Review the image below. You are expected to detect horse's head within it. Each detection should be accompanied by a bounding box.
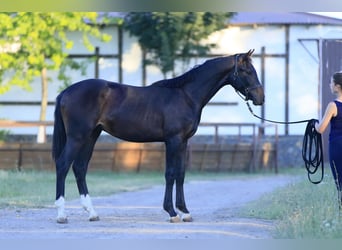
[229,49,264,105]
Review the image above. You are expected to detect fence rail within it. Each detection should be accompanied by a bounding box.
[0,120,278,173]
[0,120,53,128]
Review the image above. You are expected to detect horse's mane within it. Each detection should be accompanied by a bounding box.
[152,64,201,88]
[152,56,234,88]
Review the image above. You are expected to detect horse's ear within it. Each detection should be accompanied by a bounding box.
[241,49,254,63]
[247,49,255,57]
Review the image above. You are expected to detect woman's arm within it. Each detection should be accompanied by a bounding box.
[315,101,337,134]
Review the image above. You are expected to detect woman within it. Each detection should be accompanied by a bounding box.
[315,71,342,208]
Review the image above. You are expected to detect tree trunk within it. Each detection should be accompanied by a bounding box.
[37,67,48,143]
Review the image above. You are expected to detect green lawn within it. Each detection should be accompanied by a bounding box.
[0,170,164,208]
[0,169,265,208]
[240,167,342,238]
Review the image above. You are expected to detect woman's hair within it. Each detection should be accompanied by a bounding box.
[333,72,342,87]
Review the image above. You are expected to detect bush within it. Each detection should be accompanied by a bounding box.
[0,130,9,142]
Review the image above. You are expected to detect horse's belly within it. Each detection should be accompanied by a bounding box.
[103,120,164,143]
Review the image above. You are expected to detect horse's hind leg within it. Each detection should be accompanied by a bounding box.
[55,138,83,223]
[72,126,101,221]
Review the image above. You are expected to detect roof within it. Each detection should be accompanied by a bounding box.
[94,12,342,26]
[230,12,342,26]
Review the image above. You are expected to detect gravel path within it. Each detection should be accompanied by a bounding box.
[0,174,299,239]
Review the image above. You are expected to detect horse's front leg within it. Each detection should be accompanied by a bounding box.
[176,168,192,222]
[163,164,179,222]
[164,138,191,222]
[175,140,192,222]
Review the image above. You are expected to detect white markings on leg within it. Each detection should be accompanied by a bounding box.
[80,194,99,221]
[181,213,193,222]
[55,196,68,224]
[177,209,193,222]
[169,215,181,223]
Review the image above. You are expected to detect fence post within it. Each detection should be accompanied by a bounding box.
[95,47,100,79]
[251,124,257,172]
[214,125,219,144]
[136,148,143,173]
[18,143,23,171]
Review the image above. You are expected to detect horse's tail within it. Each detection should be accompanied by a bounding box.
[52,93,66,162]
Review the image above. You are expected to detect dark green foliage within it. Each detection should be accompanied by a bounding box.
[123,12,235,76]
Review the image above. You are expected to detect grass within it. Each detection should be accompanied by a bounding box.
[240,167,342,239]
[0,170,165,208]
[0,168,266,208]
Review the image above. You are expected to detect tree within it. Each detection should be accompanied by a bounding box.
[123,12,235,78]
[0,12,112,142]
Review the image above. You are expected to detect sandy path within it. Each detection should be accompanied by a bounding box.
[0,174,299,239]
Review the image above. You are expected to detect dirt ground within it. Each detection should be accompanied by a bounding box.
[0,174,299,239]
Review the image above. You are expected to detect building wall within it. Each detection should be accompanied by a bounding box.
[1,22,342,137]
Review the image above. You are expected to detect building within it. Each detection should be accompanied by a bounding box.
[1,12,342,138]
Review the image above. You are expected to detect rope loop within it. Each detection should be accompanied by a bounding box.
[302,119,324,184]
[245,102,324,184]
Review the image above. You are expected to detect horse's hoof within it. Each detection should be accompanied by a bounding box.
[56,217,68,224]
[182,213,193,222]
[89,215,100,222]
[170,215,181,223]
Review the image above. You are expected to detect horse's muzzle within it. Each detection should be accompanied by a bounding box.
[250,86,264,105]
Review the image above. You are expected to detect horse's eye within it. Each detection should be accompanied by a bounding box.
[240,68,250,75]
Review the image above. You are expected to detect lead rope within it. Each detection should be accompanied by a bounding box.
[246,101,324,184]
[302,119,324,184]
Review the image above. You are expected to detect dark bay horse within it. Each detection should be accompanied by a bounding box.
[52,49,264,223]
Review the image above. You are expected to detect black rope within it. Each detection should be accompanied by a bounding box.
[246,102,311,124]
[302,119,324,184]
[246,102,324,184]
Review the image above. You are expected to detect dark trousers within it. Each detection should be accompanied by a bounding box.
[329,139,342,205]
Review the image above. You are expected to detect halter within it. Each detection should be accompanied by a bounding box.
[232,54,260,102]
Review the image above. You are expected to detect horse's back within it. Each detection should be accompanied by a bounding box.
[59,79,118,106]
[60,79,108,97]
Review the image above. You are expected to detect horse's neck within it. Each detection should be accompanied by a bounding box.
[183,60,234,109]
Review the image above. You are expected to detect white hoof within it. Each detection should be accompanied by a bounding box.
[56,216,68,224]
[170,215,181,223]
[177,209,193,222]
[89,215,100,222]
[55,197,67,224]
[181,213,193,222]
[80,194,99,222]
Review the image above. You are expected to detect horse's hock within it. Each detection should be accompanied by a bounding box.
[0,140,277,172]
